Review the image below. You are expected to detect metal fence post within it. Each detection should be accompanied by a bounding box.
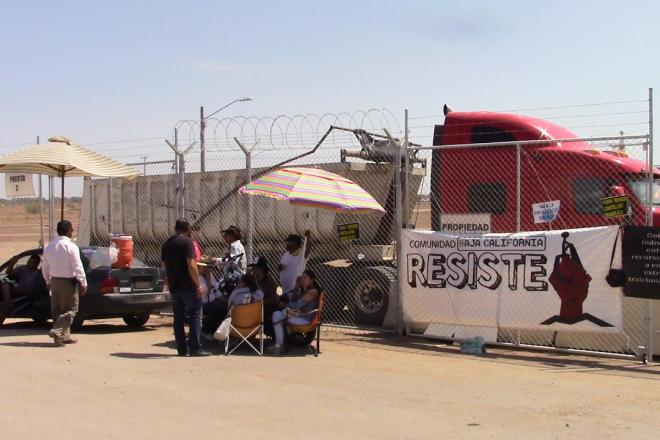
[646,87,655,361]
[386,123,404,336]
[166,128,197,220]
[403,109,410,227]
[180,152,186,218]
[400,110,409,334]
[516,143,522,232]
[107,177,113,234]
[174,151,180,219]
[233,137,258,264]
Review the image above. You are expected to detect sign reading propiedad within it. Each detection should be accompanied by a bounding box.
[4,173,35,198]
[440,214,491,234]
[532,200,560,224]
[602,195,629,218]
[337,223,360,241]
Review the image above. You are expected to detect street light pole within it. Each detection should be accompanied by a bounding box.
[200,106,206,172]
[199,97,252,173]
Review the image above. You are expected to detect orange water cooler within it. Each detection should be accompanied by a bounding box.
[110,234,133,269]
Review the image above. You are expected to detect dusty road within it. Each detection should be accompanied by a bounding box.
[0,317,658,440]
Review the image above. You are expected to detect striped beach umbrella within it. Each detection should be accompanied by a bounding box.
[239,167,385,214]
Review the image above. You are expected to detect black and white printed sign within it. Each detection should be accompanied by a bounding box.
[402,226,623,334]
[4,173,35,198]
[622,226,660,299]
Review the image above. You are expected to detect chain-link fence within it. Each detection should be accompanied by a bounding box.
[70,98,657,357]
[79,112,417,330]
[405,131,655,358]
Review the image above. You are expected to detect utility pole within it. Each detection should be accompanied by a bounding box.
[141,155,148,176]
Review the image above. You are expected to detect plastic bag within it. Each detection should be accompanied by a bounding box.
[214,317,232,341]
[108,243,119,264]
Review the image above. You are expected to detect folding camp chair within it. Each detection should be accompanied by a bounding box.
[287,292,325,357]
[225,300,264,355]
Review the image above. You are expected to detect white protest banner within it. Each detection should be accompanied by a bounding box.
[440,213,491,234]
[402,226,622,334]
[4,173,35,198]
[532,200,560,223]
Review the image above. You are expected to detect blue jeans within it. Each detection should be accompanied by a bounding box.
[172,291,202,354]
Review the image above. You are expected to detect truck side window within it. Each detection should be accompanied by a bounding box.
[471,126,516,144]
[468,183,507,214]
[572,178,604,214]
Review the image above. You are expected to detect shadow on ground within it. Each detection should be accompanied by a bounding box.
[0,341,59,348]
[110,352,179,359]
[327,330,660,379]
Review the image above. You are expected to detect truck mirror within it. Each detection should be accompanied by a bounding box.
[609,185,626,196]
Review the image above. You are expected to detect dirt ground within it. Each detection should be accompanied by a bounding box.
[0,316,658,440]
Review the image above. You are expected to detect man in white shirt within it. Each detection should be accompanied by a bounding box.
[41,220,87,347]
[279,230,312,296]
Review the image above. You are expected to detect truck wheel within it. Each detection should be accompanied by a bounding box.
[352,266,394,326]
[123,313,150,328]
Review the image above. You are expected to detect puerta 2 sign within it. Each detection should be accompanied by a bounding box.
[402,226,623,334]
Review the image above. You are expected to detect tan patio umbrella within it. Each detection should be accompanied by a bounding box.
[0,136,140,219]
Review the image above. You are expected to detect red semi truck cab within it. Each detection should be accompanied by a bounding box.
[431,107,660,232]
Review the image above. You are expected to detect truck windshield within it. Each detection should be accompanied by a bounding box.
[627,178,660,206]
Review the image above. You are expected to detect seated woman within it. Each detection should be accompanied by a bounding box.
[271,270,320,356]
[228,273,264,308]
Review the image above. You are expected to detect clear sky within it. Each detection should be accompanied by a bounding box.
[0,0,658,171]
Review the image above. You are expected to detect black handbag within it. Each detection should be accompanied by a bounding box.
[606,228,625,288]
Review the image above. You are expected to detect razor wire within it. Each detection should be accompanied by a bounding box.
[175,109,403,153]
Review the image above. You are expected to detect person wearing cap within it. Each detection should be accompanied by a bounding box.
[222,225,247,274]
[161,219,210,357]
[279,230,312,297]
[248,256,283,336]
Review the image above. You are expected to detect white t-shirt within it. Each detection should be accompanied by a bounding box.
[279,240,307,294]
[228,240,247,274]
[228,287,264,307]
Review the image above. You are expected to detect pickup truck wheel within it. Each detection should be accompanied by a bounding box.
[32,309,51,326]
[31,316,49,326]
[352,266,394,326]
[123,313,150,328]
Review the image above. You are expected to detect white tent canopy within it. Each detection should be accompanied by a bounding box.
[0,136,140,218]
[0,136,140,178]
